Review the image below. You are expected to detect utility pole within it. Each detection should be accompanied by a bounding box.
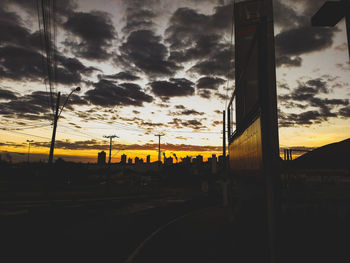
[223,110,226,158]
[48,87,80,164]
[48,92,60,164]
[154,134,164,163]
[27,140,34,163]
[104,135,118,165]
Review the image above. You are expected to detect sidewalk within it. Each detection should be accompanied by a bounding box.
[127,206,236,263]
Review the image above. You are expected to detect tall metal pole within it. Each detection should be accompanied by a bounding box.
[48,87,80,164]
[223,110,226,158]
[155,134,164,163]
[109,137,112,164]
[48,92,60,164]
[345,15,350,60]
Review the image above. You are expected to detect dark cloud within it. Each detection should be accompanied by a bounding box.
[169,109,205,116]
[175,105,185,110]
[273,0,304,30]
[0,88,18,100]
[278,78,349,127]
[0,45,97,85]
[275,27,336,57]
[212,120,223,126]
[276,56,302,68]
[119,30,181,77]
[0,6,35,48]
[189,47,234,77]
[150,78,195,98]
[85,79,153,107]
[99,71,140,81]
[63,11,116,60]
[198,89,212,99]
[339,106,350,118]
[122,8,156,34]
[168,34,223,63]
[168,118,206,130]
[165,5,234,75]
[0,90,88,120]
[279,111,323,127]
[0,45,44,81]
[273,0,337,68]
[215,92,229,101]
[196,77,225,90]
[165,5,233,51]
[32,139,221,152]
[2,0,77,18]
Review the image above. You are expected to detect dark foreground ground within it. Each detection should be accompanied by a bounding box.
[1,191,214,262]
[1,176,350,262]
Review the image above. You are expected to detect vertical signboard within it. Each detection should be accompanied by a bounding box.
[228,0,279,262]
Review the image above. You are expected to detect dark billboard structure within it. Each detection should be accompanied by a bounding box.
[227,0,280,261]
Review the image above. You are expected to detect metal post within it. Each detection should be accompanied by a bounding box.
[27,140,33,163]
[28,143,30,163]
[223,110,226,158]
[48,92,60,164]
[345,15,350,60]
[155,134,164,164]
[108,137,112,165]
[223,110,226,171]
[158,136,160,162]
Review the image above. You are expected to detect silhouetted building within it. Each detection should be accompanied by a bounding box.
[182,156,192,165]
[134,157,144,165]
[194,155,203,165]
[121,154,127,164]
[97,151,106,165]
[164,156,173,165]
[211,154,217,174]
[128,158,132,164]
[147,155,150,164]
[218,155,226,166]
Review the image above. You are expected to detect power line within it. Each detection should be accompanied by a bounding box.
[0,129,51,140]
[2,123,51,131]
[225,3,235,109]
[60,124,103,141]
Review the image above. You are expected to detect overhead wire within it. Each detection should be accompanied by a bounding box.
[36,0,52,119]
[225,2,235,109]
[0,129,51,140]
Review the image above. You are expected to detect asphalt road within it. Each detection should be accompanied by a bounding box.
[1,193,214,262]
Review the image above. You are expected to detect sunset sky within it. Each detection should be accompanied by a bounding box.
[0,0,349,163]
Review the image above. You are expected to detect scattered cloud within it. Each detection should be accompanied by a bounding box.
[63,11,117,60]
[168,118,206,130]
[196,77,225,90]
[119,30,181,77]
[99,71,140,81]
[150,78,195,98]
[85,79,153,107]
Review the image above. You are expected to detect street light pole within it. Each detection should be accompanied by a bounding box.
[48,87,80,164]
[27,140,34,163]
